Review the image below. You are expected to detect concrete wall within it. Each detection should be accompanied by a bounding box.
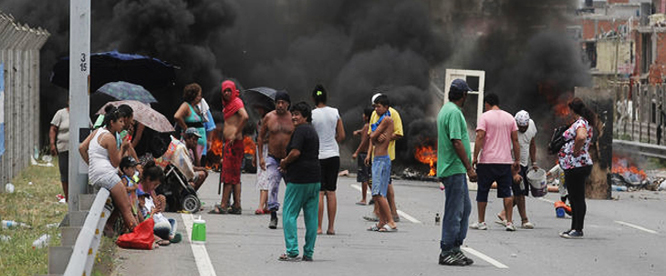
[0,12,49,189]
[596,38,636,73]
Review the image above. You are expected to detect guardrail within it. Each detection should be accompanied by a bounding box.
[613,139,666,159]
[63,189,112,276]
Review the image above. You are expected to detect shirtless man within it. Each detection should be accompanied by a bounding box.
[365,95,397,232]
[258,90,294,229]
[210,80,248,214]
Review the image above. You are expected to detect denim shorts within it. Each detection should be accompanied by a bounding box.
[371,156,391,197]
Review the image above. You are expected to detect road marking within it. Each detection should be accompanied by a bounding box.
[538,197,555,204]
[182,213,217,276]
[350,184,422,224]
[614,220,659,234]
[462,247,509,269]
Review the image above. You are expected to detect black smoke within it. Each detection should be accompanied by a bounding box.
[1,0,590,170]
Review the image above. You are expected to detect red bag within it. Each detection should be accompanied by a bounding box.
[116,218,155,250]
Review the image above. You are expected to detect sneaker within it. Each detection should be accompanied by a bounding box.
[269,217,278,229]
[559,230,573,237]
[453,251,474,265]
[505,222,516,231]
[301,255,313,262]
[469,222,487,230]
[521,221,534,229]
[438,252,466,266]
[561,230,584,239]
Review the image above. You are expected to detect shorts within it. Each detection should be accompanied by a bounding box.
[93,172,122,191]
[255,144,269,190]
[476,164,513,202]
[319,157,340,192]
[221,139,244,184]
[513,165,530,196]
[356,153,371,183]
[371,156,391,197]
[58,151,69,183]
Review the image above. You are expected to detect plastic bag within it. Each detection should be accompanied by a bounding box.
[161,137,195,180]
[116,218,155,250]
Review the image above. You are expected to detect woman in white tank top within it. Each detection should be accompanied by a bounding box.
[79,106,138,231]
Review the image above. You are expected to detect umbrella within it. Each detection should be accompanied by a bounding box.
[243,87,276,111]
[50,51,177,92]
[97,100,174,133]
[96,81,157,103]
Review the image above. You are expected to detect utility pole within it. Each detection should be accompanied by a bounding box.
[68,0,90,213]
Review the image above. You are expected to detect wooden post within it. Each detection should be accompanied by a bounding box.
[67,0,90,213]
[575,87,613,199]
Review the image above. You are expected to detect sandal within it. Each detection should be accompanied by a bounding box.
[156,239,170,246]
[208,206,228,214]
[278,253,301,262]
[367,224,380,231]
[378,224,398,232]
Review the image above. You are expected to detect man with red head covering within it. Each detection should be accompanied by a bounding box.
[210,80,249,214]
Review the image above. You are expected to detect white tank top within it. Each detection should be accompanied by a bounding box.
[88,128,117,184]
[312,106,341,159]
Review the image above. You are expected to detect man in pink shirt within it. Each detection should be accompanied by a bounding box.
[470,93,520,231]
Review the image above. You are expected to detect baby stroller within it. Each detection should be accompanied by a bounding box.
[156,164,201,213]
[155,137,202,213]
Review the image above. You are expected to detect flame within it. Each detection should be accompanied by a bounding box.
[206,131,224,170]
[537,82,573,119]
[243,136,256,155]
[414,145,437,176]
[612,156,646,180]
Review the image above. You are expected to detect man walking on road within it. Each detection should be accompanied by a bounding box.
[471,93,520,231]
[436,79,477,266]
[257,90,294,229]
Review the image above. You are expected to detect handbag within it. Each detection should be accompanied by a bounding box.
[116,218,155,250]
[547,124,571,155]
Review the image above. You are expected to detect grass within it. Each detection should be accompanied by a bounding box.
[0,160,116,276]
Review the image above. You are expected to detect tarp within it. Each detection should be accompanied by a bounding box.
[0,63,5,157]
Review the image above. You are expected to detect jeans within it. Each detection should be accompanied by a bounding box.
[440,173,472,252]
[265,156,285,211]
[282,182,320,258]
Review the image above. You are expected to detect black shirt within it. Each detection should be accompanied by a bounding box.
[285,124,320,184]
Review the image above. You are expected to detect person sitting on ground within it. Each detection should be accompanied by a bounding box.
[79,105,138,233]
[119,156,140,221]
[183,127,209,191]
[137,161,182,246]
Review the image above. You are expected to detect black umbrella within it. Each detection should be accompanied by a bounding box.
[243,87,276,112]
[50,51,177,92]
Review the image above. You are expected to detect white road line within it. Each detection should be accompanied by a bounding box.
[462,247,509,269]
[614,220,659,234]
[350,184,422,224]
[538,197,555,204]
[182,214,217,276]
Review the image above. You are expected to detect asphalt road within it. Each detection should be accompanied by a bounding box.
[115,172,666,276]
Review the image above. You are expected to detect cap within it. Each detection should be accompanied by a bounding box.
[120,156,138,168]
[450,79,473,93]
[514,110,530,127]
[275,90,291,103]
[371,93,382,104]
[185,127,202,138]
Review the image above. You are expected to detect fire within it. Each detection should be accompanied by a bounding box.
[537,82,573,119]
[206,131,224,171]
[414,145,437,176]
[243,136,256,155]
[612,156,646,180]
[553,102,571,118]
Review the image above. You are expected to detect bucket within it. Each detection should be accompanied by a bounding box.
[191,216,206,244]
[527,168,547,197]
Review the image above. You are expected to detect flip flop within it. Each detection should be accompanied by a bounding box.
[367,224,380,231]
[355,201,367,205]
[378,224,398,232]
[208,207,228,214]
[326,230,336,235]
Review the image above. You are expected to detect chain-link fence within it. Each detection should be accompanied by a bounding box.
[0,11,49,188]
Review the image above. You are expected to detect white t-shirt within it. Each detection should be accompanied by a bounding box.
[311,106,340,159]
[517,119,537,167]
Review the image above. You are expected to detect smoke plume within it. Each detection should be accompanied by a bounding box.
[0,0,589,170]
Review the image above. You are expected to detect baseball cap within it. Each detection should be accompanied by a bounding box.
[514,110,530,127]
[185,127,202,138]
[120,156,138,168]
[450,79,473,93]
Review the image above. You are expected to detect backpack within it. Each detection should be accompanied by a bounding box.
[547,125,570,155]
